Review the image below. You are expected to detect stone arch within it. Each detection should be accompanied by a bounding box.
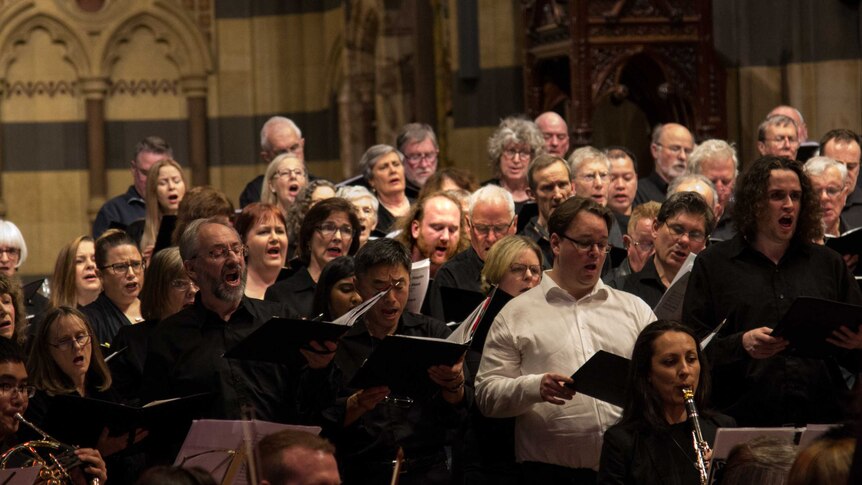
[98,1,212,82]
[0,10,91,80]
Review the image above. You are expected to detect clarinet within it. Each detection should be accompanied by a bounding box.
[681,388,709,485]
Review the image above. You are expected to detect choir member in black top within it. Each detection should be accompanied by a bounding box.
[683,156,862,426]
[110,247,195,403]
[142,218,301,422]
[82,230,144,346]
[265,198,360,318]
[48,235,101,309]
[621,192,713,307]
[0,337,108,482]
[599,320,735,485]
[234,203,289,300]
[305,238,468,485]
[312,256,361,322]
[359,145,412,234]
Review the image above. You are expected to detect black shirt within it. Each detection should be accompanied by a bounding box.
[599,414,736,485]
[264,267,316,319]
[634,171,668,206]
[109,319,159,405]
[682,234,862,426]
[312,312,469,481]
[621,257,666,308]
[426,247,484,321]
[520,216,553,270]
[93,186,146,238]
[843,185,862,229]
[141,296,300,422]
[82,293,133,347]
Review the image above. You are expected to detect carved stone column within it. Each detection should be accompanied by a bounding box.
[0,80,5,218]
[81,77,108,225]
[182,76,208,186]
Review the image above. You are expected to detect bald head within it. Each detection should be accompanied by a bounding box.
[535,112,570,157]
[768,105,807,142]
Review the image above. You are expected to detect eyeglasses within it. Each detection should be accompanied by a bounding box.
[0,248,20,258]
[316,223,354,239]
[510,263,541,277]
[559,234,611,253]
[816,186,844,198]
[665,224,707,243]
[502,148,532,160]
[471,218,514,236]
[100,261,145,275]
[404,152,438,164]
[577,171,610,183]
[274,168,305,179]
[50,333,91,352]
[170,279,197,291]
[656,143,694,156]
[764,136,799,146]
[0,383,35,398]
[198,244,248,260]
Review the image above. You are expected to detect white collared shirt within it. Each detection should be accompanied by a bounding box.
[475,272,655,470]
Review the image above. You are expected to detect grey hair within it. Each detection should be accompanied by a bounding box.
[261,154,306,205]
[468,185,515,219]
[667,173,719,207]
[359,144,404,183]
[0,220,27,267]
[395,123,438,152]
[568,146,610,175]
[804,156,848,184]
[487,117,545,171]
[688,139,739,177]
[337,185,379,212]
[178,218,239,262]
[757,114,797,142]
[260,116,302,152]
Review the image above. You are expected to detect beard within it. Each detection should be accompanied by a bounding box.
[205,267,247,304]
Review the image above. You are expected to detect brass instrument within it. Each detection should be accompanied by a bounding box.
[0,413,98,485]
[682,387,709,485]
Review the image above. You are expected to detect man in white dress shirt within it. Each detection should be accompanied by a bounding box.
[475,196,655,483]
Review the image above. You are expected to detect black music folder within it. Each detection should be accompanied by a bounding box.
[565,350,630,408]
[468,288,513,352]
[825,227,862,256]
[42,393,210,448]
[516,202,538,234]
[223,318,351,364]
[770,297,862,358]
[439,286,486,323]
[348,335,468,398]
[153,214,177,254]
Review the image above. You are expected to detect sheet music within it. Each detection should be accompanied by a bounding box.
[700,318,727,349]
[653,252,697,321]
[446,295,490,344]
[331,288,389,326]
[406,258,430,314]
[174,419,320,485]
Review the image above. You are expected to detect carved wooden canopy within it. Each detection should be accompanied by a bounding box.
[522,0,725,145]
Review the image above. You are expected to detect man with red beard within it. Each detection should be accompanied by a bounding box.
[426,185,516,320]
[683,156,862,427]
[395,192,465,279]
[142,218,303,422]
[621,192,713,307]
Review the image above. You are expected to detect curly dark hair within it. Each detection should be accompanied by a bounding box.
[732,156,821,243]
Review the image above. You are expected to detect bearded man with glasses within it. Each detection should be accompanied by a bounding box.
[476,197,655,482]
[142,218,304,424]
[635,123,694,205]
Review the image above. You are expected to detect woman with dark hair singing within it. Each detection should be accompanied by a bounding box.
[598,320,734,485]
